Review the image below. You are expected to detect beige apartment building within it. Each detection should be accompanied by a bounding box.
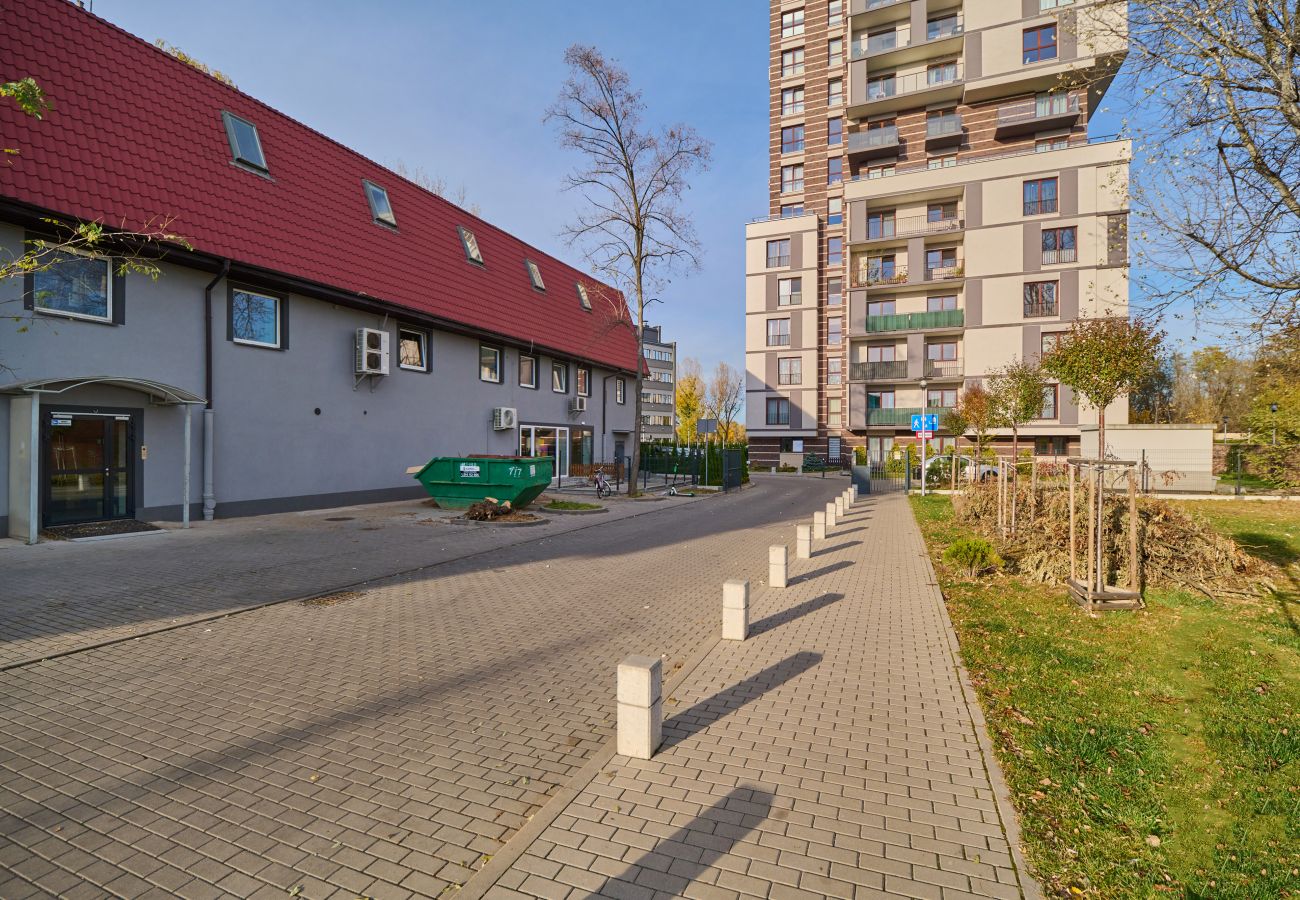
[745,0,1131,467]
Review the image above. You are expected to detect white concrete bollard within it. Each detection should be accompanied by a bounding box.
[826,501,837,530]
[849,485,858,503]
[769,545,788,589]
[813,511,826,541]
[617,656,663,759]
[722,579,749,641]
[836,496,846,518]
[796,524,812,559]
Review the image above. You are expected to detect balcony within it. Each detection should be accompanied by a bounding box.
[865,309,965,332]
[925,113,963,150]
[923,359,964,379]
[863,406,949,427]
[846,125,900,162]
[924,263,964,282]
[1024,301,1059,319]
[995,94,1081,139]
[854,213,964,245]
[852,62,964,116]
[850,360,908,381]
[850,14,965,63]
[852,266,908,288]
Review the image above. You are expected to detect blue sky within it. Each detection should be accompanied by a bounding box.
[91,0,1214,372]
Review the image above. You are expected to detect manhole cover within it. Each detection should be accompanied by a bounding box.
[302,591,365,607]
[324,516,355,522]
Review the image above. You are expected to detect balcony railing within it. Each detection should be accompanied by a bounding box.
[846,125,900,159]
[866,309,965,332]
[924,359,963,379]
[1024,301,1059,318]
[1023,198,1058,216]
[859,213,963,243]
[866,63,964,102]
[996,94,1081,137]
[852,266,908,288]
[924,263,964,281]
[864,406,949,426]
[925,16,964,41]
[926,113,963,140]
[1042,248,1077,265]
[850,360,908,381]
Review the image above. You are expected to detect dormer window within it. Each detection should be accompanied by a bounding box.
[525,259,545,291]
[458,226,484,265]
[221,111,267,173]
[576,283,592,310]
[363,180,396,228]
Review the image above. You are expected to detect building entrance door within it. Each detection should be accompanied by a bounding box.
[518,425,570,479]
[43,412,135,526]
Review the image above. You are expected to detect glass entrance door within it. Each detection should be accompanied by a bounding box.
[44,413,133,526]
[518,425,570,478]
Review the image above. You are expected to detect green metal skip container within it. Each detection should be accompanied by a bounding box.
[411,456,554,509]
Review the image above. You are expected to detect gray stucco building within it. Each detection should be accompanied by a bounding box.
[640,325,677,442]
[0,0,639,542]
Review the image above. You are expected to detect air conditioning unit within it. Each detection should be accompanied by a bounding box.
[492,407,518,430]
[569,396,587,413]
[354,328,390,375]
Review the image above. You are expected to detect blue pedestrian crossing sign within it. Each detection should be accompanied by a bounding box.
[910,413,939,432]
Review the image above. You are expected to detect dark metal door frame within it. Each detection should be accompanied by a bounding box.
[40,406,142,526]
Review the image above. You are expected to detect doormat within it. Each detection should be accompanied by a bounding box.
[41,520,164,541]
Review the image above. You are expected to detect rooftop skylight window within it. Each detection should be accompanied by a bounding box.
[221,111,267,172]
[576,283,592,310]
[458,226,484,265]
[363,180,397,227]
[525,259,545,291]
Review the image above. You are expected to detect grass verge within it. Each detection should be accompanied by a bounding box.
[910,494,1299,899]
[543,500,603,511]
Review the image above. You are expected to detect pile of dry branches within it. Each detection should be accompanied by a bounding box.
[952,483,1271,595]
[465,499,513,521]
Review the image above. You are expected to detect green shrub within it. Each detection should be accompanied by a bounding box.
[942,537,1004,577]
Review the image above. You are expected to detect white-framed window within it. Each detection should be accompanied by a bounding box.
[229,287,282,348]
[828,0,843,27]
[221,111,268,173]
[576,282,592,310]
[577,366,591,397]
[480,345,501,382]
[616,378,626,404]
[828,78,843,107]
[398,327,429,372]
[30,251,113,323]
[362,179,396,227]
[525,259,545,291]
[781,9,804,38]
[519,353,537,389]
[778,277,802,306]
[828,38,843,67]
[552,360,569,393]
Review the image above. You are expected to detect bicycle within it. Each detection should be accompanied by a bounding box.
[592,467,613,500]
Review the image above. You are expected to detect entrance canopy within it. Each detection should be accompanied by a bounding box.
[0,376,205,406]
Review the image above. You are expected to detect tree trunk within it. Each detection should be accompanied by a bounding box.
[628,287,646,496]
[1010,426,1018,534]
[1097,406,1107,461]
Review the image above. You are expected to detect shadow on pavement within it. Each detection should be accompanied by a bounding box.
[792,559,853,584]
[749,593,843,637]
[816,540,861,556]
[663,651,821,748]
[584,786,774,899]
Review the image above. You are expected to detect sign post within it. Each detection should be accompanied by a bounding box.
[910,414,939,496]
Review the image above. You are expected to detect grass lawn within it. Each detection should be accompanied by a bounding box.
[911,494,1300,899]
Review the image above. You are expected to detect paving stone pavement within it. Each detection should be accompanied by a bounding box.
[0,489,721,669]
[0,476,864,899]
[479,491,1041,900]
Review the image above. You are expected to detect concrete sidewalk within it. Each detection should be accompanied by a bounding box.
[471,492,1040,900]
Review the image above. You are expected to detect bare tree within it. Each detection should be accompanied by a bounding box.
[390,160,482,217]
[547,45,711,494]
[705,361,744,444]
[1072,0,1300,332]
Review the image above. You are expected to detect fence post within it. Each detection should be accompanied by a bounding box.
[1235,446,1242,496]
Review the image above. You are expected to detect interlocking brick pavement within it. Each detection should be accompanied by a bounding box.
[0,491,716,669]
[484,491,1041,900]
[0,476,846,898]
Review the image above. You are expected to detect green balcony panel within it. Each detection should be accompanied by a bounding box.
[865,309,965,332]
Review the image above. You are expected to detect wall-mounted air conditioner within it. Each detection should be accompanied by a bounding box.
[492,407,518,430]
[355,328,390,375]
[570,396,587,413]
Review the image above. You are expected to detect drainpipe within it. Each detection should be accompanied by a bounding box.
[601,373,614,462]
[202,260,230,521]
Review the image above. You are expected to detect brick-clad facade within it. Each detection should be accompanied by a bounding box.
[746,0,1131,467]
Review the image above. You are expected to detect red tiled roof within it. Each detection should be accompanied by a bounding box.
[0,0,639,373]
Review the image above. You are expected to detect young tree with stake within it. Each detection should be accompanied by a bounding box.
[547,46,711,495]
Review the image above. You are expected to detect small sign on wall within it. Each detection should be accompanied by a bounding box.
[51,417,72,427]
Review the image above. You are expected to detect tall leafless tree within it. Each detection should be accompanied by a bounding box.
[546,45,711,494]
[705,361,744,444]
[1072,0,1300,333]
